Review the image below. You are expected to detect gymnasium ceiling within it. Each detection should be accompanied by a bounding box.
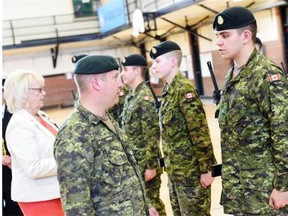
[3,0,288,56]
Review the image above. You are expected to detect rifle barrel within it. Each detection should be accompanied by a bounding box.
[207,61,219,91]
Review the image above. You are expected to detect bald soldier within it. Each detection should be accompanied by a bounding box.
[213,6,288,215]
[54,55,159,216]
[150,41,216,216]
[120,54,166,215]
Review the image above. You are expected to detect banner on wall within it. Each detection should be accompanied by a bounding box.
[72,0,99,18]
[97,0,128,33]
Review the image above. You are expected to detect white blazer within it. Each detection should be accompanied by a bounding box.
[6,109,60,202]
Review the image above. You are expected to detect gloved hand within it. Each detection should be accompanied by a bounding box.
[212,89,221,105]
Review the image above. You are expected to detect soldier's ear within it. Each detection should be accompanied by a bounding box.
[171,56,178,68]
[91,75,101,91]
[242,30,252,45]
[134,66,141,75]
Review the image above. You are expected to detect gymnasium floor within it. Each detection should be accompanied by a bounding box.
[46,98,228,216]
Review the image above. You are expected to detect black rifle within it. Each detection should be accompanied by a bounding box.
[207,61,223,177]
[145,81,161,112]
[207,61,220,118]
[207,61,220,102]
[145,81,165,168]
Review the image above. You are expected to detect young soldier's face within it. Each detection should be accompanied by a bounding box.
[121,66,137,87]
[215,29,244,60]
[151,54,172,81]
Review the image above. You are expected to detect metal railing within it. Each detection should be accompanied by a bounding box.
[2,0,197,49]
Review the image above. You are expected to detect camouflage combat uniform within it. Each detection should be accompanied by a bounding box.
[159,72,216,216]
[121,81,166,215]
[109,84,128,124]
[218,50,288,215]
[54,105,149,216]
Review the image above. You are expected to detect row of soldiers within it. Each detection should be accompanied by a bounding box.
[54,5,288,216]
[64,39,216,215]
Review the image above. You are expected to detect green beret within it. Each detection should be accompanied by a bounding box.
[213,6,256,31]
[121,54,147,66]
[71,54,87,63]
[150,41,181,59]
[74,55,119,75]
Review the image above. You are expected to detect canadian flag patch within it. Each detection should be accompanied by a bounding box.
[144,96,150,101]
[185,92,195,102]
[268,73,281,82]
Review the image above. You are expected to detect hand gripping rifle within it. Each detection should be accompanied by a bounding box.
[207,61,222,177]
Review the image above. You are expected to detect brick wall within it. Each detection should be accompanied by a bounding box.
[43,74,77,109]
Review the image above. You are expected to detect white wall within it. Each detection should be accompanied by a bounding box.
[3,0,73,20]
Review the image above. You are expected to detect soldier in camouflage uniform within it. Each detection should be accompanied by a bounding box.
[120,54,166,215]
[213,6,288,215]
[150,41,217,216]
[54,55,159,216]
[109,84,129,124]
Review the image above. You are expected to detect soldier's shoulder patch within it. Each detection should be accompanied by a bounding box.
[184,91,195,102]
[268,73,281,82]
[143,95,150,101]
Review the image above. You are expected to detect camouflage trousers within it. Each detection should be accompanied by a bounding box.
[168,178,211,216]
[221,186,288,216]
[145,170,167,216]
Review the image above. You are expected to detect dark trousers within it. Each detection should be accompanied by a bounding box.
[3,191,23,216]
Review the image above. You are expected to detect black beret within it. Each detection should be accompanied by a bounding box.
[150,41,181,59]
[71,54,87,63]
[74,55,119,75]
[213,6,256,31]
[121,54,147,66]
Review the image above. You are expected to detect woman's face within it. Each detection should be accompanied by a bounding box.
[25,80,46,115]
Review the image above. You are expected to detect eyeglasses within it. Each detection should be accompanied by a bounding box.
[29,87,45,93]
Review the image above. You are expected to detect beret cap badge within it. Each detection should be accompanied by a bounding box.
[152,47,157,54]
[217,16,224,25]
[212,6,256,31]
[122,57,126,64]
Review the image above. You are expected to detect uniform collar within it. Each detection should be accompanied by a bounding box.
[77,105,107,124]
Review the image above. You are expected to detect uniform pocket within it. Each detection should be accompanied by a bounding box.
[100,149,129,186]
[162,111,178,138]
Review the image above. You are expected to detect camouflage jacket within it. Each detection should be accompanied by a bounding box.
[54,105,149,216]
[121,82,160,173]
[160,72,216,182]
[218,50,288,215]
[109,85,129,124]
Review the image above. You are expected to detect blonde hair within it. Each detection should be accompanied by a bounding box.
[4,70,44,113]
[165,50,182,67]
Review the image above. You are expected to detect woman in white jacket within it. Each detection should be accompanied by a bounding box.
[4,70,64,216]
